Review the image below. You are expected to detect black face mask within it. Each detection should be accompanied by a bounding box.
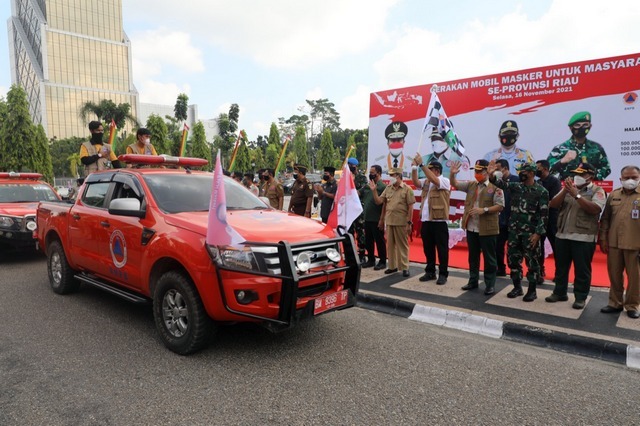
[519,172,529,182]
[349,166,357,174]
[572,128,589,138]
[500,136,517,147]
[535,170,543,178]
[369,173,376,181]
[262,175,270,180]
[323,174,330,181]
[90,133,103,144]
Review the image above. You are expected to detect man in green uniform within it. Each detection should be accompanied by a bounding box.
[288,164,314,217]
[547,111,611,181]
[348,157,368,261]
[262,168,284,210]
[489,162,549,301]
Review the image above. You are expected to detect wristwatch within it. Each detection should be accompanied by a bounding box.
[483,207,489,213]
[407,221,413,225]
[575,194,582,200]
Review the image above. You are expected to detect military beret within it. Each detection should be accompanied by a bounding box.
[499,120,519,135]
[347,158,359,166]
[474,159,489,171]
[294,164,308,174]
[568,111,591,126]
[323,166,336,174]
[388,167,403,176]
[570,162,596,175]
[385,121,408,140]
[517,162,537,173]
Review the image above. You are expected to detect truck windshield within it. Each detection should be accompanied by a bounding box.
[143,174,268,214]
[0,183,59,202]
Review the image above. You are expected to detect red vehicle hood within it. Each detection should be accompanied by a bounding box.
[164,209,335,243]
[0,202,38,217]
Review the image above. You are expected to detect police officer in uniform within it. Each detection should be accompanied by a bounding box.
[316,166,338,223]
[262,168,284,210]
[489,162,549,301]
[288,164,314,217]
[547,111,611,181]
[79,121,122,176]
[483,120,535,176]
[348,158,368,261]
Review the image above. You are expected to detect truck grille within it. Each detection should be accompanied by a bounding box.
[252,241,340,275]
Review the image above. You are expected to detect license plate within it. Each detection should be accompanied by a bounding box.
[314,290,349,315]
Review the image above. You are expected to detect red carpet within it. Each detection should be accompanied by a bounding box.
[408,236,610,288]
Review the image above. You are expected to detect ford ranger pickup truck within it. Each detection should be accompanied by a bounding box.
[36,155,360,354]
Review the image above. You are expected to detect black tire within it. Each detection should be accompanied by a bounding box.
[47,240,80,294]
[153,271,214,355]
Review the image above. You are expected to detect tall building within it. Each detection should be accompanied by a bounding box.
[7,0,138,139]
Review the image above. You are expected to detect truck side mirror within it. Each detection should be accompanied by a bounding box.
[109,198,145,218]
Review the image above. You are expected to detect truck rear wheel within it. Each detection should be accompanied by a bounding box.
[47,240,80,294]
[153,271,214,355]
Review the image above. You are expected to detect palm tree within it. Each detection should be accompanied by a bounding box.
[79,99,139,129]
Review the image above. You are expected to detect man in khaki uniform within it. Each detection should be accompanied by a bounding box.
[599,165,640,318]
[262,168,284,210]
[288,164,314,217]
[372,167,416,277]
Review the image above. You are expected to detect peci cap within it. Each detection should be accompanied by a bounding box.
[568,111,591,126]
[517,162,537,173]
[474,159,489,171]
[570,162,596,175]
[385,121,408,140]
[347,157,359,166]
[499,120,519,135]
[294,164,308,174]
[323,166,336,174]
[388,167,403,176]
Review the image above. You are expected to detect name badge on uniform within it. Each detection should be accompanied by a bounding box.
[633,200,639,219]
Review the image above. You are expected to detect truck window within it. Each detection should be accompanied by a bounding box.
[82,182,111,208]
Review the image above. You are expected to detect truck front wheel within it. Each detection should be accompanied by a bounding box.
[153,271,213,355]
[47,240,80,294]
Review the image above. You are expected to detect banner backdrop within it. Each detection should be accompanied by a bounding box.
[369,52,640,194]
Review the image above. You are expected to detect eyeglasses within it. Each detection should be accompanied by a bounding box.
[571,122,590,129]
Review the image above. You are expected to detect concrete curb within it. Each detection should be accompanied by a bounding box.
[356,292,640,370]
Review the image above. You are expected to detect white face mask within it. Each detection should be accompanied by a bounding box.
[143,137,151,145]
[621,178,639,191]
[493,171,503,181]
[573,175,587,187]
[431,140,448,154]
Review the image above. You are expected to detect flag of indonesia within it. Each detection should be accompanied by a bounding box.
[206,151,245,247]
[327,164,363,233]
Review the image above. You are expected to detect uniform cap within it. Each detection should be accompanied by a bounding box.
[389,167,403,176]
[570,163,596,175]
[347,158,359,166]
[294,164,308,174]
[568,111,591,126]
[499,120,519,135]
[323,166,336,174]
[385,121,408,140]
[474,159,489,171]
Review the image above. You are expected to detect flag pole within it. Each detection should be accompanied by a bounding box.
[179,123,190,157]
[228,130,244,172]
[417,84,439,153]
[274,135,291,175]
[107,119,117,153]
[341,144,356,170]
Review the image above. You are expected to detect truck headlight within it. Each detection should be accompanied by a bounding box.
[0,216,15,228]
[206,244,260,272]
[296,251,315,273]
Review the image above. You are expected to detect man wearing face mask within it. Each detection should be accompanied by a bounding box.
[547,111,611,181]
[493,159,519,277]
[360,165,387,270]
[347,158,368,261]
[288,164,314,217]
[451,160,504,295]
[599,165,640,319]
[545,163,606,309]
[263,168,284,210]
[385,121,408,173]
[483,120,534,176]
[372,167,416,277]
[535,159,562,282]
[79,121,122,176]
[243,172,259,197]
[126,128,158,156]
[418,129,470,180]
[489,162,549,301]
[256,168,266,197]
[315,166,338,223]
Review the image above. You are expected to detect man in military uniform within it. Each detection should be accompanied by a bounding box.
[419,129,470,180]
[79,121,122,176]
[547,111,611,181]
[384,121,408,173]
[348,158,368,261]
[483,120,535,176]
[262,168,283,210]
[315,166,338,223]
[288,164,314,217]
[599,165,640,318]
[545,163,606,309]
[489,162,549,301]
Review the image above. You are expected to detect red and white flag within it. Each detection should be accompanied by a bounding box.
[206,151,245,246]
[327,164,363,232]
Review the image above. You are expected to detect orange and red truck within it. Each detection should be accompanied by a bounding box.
[36,155,360,354]
[0,172,60,252]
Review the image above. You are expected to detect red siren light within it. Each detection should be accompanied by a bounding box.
[0,172,44,180]
[117,154,209,167]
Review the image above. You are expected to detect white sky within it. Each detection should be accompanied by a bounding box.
[1,0,639,139]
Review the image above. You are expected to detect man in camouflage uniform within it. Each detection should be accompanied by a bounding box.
[547,111,611,181]
[489,162,549,301]
[288,164,314,217]
[347,158,367,261]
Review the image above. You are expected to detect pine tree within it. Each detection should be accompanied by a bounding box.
[188,121,212,170]
[317,128,336,169]
[292,125,309,168]
[265,123,281,169]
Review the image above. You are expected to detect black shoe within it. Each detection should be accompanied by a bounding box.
[627,310,640,319]
[573,300,586,310]
[362,261,376,268]
[419,273,436,282]
[496,270,507,277]
[402,270,410,277]
[523,290,537,302]
[461,282,479,290]
[545,294,569,303]
[384,268,398,274]
[507,287,524,298]
[484,286,495,295]
[436,275,447,285]
[601,305,623,313]
[373,261,387,271]
[359,255,367,264]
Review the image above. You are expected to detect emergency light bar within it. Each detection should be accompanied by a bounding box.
[117,154,209,167]
[0,172,44,180]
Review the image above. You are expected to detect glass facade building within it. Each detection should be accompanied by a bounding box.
[8,0,138,139]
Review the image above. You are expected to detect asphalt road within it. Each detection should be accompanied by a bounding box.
[1,252,639,425]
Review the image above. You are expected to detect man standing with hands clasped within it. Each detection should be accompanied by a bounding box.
[545,163,606,309]
[451,159,504,295]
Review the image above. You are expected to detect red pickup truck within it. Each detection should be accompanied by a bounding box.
[36,155,360,354]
